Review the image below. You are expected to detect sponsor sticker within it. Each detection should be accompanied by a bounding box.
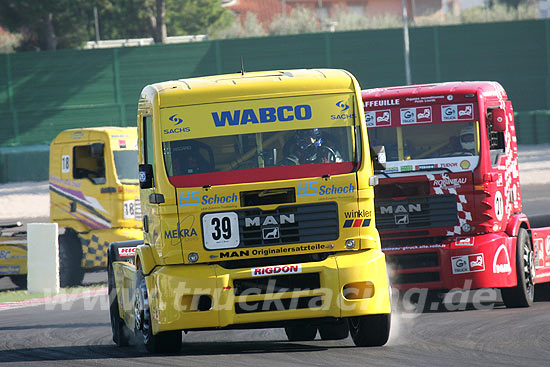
[400,106,432,124]
[441,103,474,121]
[118,247,136,257]
[493,244,512,274]
[365,110,391,127]
[451,253,485,274]
[251,264,302,277]
[343,219,371,228]
[296,181,355,198]
[432,173,467,190]
[455,237,474,246]
[364,99,400,108]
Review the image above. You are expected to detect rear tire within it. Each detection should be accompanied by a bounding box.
[501,228,535,308]
[135,267,182,353]
[10,275,27,289]
[348,313,391,347]
[284,325,318,341]
[58,231,85,287]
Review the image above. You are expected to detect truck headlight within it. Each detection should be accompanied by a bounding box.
[188,252,199,263]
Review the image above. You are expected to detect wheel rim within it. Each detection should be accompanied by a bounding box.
[135,277,153,344]
[523,244,535,298]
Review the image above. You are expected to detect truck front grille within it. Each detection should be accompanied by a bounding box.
[233,273,321,296]
[375,195,457,231]
[235,296,323,314]
[392,272,440,285]
[237,202,339,247]
[386,253,439,270]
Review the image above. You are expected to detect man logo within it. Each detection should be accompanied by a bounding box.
[262,227,280,240]
[395,214,409,225]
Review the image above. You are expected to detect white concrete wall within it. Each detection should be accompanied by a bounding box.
[27,223,59,294]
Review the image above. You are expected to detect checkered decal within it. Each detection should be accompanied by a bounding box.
[81,234,109,268]
[426,174,472,236]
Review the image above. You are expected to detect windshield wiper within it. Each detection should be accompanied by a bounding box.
[413,167,452,173]
[375,166,452,176]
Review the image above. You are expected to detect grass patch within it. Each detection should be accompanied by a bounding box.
[0,284,106,303]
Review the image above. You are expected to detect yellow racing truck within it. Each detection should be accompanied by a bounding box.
[50,127,143,287]
[108,69,391,353]
[0,221,27,288]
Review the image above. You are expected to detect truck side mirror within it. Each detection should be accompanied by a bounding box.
[139,164,153,189]
[371,145,387,171]
[491,108,506,132]
[90,143,104,158]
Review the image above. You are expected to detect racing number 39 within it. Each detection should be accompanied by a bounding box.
[211,216,231,240]
[202,212,240,250]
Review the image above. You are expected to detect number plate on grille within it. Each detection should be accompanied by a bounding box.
[202,212,240,250]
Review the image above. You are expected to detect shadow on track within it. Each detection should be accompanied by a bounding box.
[1,339,348,363]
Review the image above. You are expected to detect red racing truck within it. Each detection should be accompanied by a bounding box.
[362,81,550,307]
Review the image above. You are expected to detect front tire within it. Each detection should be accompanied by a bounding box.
[348,314,391,347]
[134,267,181,353]
[284,325,318,341]
[108,259,132,346]
[318,320,349,340]
[58,231,85,287]
[501,228,535,308]
[10,275,27,289]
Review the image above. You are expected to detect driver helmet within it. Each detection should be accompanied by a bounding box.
[459,126,475,151]
[296,128,323,150]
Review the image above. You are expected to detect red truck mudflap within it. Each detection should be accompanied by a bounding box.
[385,227,550,291]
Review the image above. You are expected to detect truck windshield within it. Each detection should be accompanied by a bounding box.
[163,126,358,187]
[368,121,479,172]
[113,150,138,184]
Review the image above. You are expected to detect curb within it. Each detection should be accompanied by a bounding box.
[0,287,108,311]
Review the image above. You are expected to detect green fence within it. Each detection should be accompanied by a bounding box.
[1,19,550,182]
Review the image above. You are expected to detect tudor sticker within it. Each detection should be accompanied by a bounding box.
[493,244,512,274]
[451,253,485,274]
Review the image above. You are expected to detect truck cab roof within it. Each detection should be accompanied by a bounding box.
[362,81,508,101]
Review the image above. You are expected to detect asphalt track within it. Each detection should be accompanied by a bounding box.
[1,287,550,366]
[1,183,549,365]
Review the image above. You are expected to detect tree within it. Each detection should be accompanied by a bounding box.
[166,0,231,36]
[213,12,266,39]
[269,7,320,35]
[0,0,105,51]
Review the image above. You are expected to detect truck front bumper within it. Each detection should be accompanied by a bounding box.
[145,249,391,333]
[384,232,518,291]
